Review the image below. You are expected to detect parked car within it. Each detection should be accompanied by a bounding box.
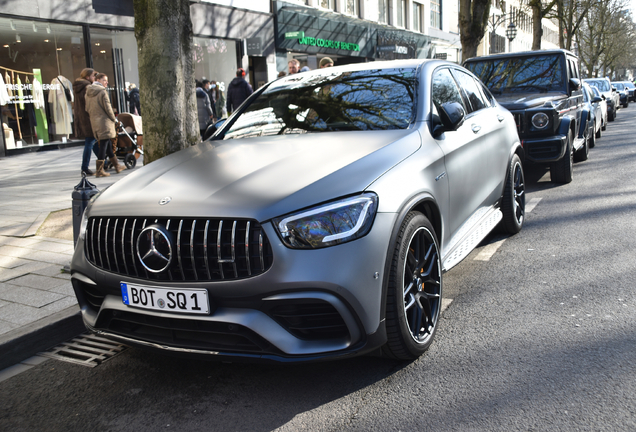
[585,78,619,121]
[588,84,607,137]
[620,81,636,102]
[465,49,583,183]
[612,81,630,108]
[578,82,600,156]
[70,60,526,362]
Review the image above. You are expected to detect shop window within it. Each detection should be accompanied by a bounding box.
[0,18,86,149]
[378,0,389,24]
[318,0,335,11]
[193,37,238,119]
[430,0,441,29]
[397,0,407,28]
[345,0,358,16]
[413,3,423,32]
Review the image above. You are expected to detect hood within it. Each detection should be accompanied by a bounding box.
[228,77,243,89]
[495,92,567,110]
[85,83,106,98]
[89,130,420,222]
[73,79,90,94]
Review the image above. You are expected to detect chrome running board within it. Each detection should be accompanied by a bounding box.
[442,206,502,272]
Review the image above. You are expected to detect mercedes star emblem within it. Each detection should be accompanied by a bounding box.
[136,225,173,273]
[159,196,172,205]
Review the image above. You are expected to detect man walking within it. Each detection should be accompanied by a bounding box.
[226,68,253,114]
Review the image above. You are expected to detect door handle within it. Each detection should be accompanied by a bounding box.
[497,115,505,122]
[471,124,481,134]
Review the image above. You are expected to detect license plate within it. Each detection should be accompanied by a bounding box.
[121,282,210,314]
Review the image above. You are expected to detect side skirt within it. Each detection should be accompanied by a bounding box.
[441,206,503,272]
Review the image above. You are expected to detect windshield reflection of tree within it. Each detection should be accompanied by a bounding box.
[468,55,563,94]
[224,69,416,140]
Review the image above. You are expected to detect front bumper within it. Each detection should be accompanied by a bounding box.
[521,134,568,163]
[70,214,397,362]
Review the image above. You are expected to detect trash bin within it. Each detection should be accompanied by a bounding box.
[72,174,99,245]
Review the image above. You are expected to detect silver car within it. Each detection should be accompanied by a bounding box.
[71,60,525,362]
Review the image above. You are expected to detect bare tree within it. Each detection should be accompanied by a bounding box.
[556,0,591,51]
[459,0,492,60]
[528,0,557,50]
[133,0,200,164]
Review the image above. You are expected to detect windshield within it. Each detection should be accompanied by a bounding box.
[222,68,417,140]
[465,54,564,94]
[586,79,610,92]
[613,82,625,90]
[624,82,635,89]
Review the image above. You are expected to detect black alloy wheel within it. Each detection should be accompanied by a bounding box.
[501,154,525,234]
[385,212,442,360]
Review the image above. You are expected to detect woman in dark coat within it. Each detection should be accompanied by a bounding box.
[73,68,97,176]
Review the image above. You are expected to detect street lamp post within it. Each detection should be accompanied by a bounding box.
[489,13,517,54]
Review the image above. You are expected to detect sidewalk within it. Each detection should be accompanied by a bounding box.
[0,146,142,370]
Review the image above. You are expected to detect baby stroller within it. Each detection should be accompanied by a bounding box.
[106,113,143,170]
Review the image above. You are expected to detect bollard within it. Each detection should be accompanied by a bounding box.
[72,173,99,245]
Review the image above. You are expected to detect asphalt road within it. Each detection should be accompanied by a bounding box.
[2,108,636,431]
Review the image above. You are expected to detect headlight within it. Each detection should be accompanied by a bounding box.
[531,112,550,129]
[273,193,378,249]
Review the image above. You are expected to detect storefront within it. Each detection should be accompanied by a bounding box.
[273,1,434,72]
[1,1,275,157]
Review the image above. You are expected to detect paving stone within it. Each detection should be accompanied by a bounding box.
[42,296,78,313]
[30,264,68,278]
[17,250,72,266]
[3,274,69,291]
[0,285,65,308]
[0,262,53,283]
[0,303,49,326]
[48,283,75,297]
[0,256,33,270]
[0,237,42,247]
[24,241,75,254]
[0,319,18,336]
[0,245,31,258]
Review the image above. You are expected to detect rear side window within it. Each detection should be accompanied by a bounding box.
[451,69,488,113]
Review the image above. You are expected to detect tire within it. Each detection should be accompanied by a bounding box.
[574,127,590,162]
[501,154,525,234]
[550,130,573,184]
[596,122,602,139]
[124,153,137,169]
[602,117,607,130]
[609,110,615,122]
[589,126,597,148]
[384,212,442,360]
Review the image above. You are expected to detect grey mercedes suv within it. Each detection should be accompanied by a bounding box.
[71,60,525,362]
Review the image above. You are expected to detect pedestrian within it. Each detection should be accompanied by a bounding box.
[288,59,300,75]
[201,79,218,120]
[196,81,214,138]
[319,57,334,68]
[128,83,141,115]
[226,68,253,114]
[84,73,124,177]
[73,68,98,176]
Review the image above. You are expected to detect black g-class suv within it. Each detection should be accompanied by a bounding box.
[465,50,583,184]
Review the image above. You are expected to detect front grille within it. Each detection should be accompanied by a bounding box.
[268,301,349,340]
[85,217,273,282]
[97,310,278,354]
[513,112,525,135]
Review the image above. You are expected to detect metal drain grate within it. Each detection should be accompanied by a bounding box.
[39,333,128,367]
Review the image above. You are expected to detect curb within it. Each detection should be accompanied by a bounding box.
[0,305,85,371]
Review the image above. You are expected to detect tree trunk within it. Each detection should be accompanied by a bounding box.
[133,0,200,164]
[459,0,492,61]
[530,2,543,50]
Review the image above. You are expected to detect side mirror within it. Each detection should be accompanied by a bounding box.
[592,96,602,103]
[611,87,617,92]
[203,119,226,140]
[569,78,581,94]
[433,102,466,137]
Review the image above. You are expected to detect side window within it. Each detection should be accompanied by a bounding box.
[451,69,488,113]
[431,68,465,109]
